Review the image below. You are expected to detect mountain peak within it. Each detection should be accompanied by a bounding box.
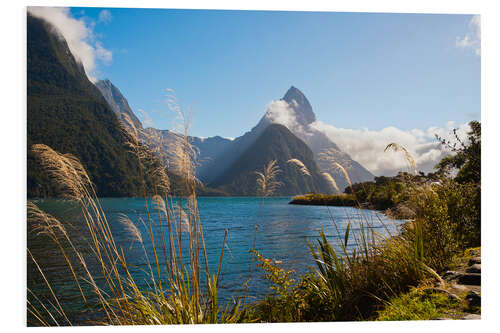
[284,85,301,96]
[95,79,143,129]
[98,78,113,88]
[210,122,331,195]
[282,86,316,125]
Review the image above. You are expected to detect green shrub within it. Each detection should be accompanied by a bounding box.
[248,250,341,322]
[309,229,429,320]
[290,193,357,206]
[405,180,480,272]
[251,224,430,322]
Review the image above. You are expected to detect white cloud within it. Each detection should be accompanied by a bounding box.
[264,99,470,176]
[264,100,313,138]
[310,121,471,176]
[95,42,112,64]
[264,100,300,130]
[456,15,481,56]
[98,9,112,24]
[28,7,112,82]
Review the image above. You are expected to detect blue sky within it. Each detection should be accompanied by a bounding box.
[66,8,480,139]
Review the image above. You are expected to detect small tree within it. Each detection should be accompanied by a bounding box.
[435,120,481,184]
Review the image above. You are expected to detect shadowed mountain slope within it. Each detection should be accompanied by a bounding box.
[94,80,234,179]
[201,86,374,191]
[259,86,374,190]
[27,14,148,197]
[95,79,143,130]
[210,124,331,196]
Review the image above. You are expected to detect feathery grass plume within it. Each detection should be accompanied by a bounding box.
[139,120,172,167]
[28,201,69,239]
[30,144,93,200]
[27,201,92,307]
[318,148,354,170]
[318,150,352,184]
[385,143,418,175]
[255,160,282,197]
[29,146,138,324]
[120,113,140,145]
[318,148,359,191]
[246,159,282,304]
[322,172,341,194]
[168,132,199,186]
[287,158,311,177]
[333,162,352,191]
[152,194,167,215]
[164,89,199,189]
[152,165,171,193]
[121,111,163,165]
[121,112,172,197]
[120,113,151,162]
[118,214,143,245]
[172,202,190,233]
[117,213,158,287]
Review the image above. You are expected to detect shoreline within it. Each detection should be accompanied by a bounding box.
[289,194,414,220]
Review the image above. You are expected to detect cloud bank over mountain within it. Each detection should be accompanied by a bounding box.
[28,7,112,82]
[311,121,471,177]
[264,99,470,177]
[264,100,303,132]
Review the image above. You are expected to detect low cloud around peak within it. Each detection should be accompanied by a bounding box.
[28,7,112,82]
[263,98,471,177]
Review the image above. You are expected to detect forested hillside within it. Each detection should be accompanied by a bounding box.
[27,14,149,197]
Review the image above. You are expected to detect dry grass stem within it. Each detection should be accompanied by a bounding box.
[255,160,282,197]
[287,158,311,177]
[118,214,143,245]
[31,144,93,200]
[322,172,341,194]
[385,143,418,175]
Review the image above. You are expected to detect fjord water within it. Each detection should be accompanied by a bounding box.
[28,197,404,324]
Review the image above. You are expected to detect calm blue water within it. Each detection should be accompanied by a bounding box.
[27,197,404,325]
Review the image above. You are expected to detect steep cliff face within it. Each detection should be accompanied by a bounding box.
[27,11,373,198]
[204,86,374,192]
[211,124,331,196]
[95,79,143,130]
[94,79,234,179]
[259,86,374,190]
[27,14,148,197]
[282,86,316,125]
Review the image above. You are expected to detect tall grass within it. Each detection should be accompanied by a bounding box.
[242,160,283,306]
[27,100,243,325]
[27,125,479,325]
[249,146,470,322]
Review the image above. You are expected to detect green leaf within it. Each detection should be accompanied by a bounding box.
[344,222,351,248]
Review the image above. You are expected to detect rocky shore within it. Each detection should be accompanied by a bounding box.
[431,248,481,320]
[439,248,481,319]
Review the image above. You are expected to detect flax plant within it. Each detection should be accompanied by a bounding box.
[250,150,433,321]
[303,147,441,320]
